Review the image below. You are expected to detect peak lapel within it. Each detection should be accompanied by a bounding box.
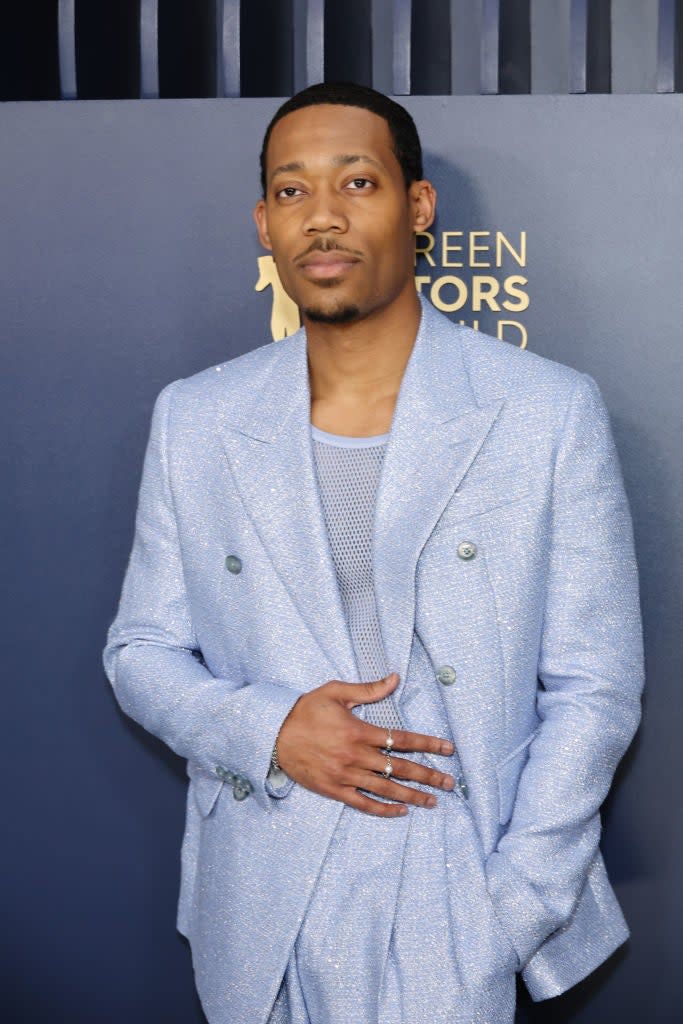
[220,333,358,684]
[373,299,505,704]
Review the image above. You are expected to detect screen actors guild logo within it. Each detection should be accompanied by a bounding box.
[255,256,301,340]
[416,229,529,349]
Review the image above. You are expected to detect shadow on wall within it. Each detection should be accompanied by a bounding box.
[420,151,532,350]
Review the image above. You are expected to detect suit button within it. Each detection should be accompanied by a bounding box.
[436,665,456,685]
[215,765,226,778]
[233,777,252,801]
[457,777,469,799]
[225,554,242,574]
[457,541,477,560]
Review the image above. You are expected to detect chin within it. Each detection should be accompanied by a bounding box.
[302,301,361,325]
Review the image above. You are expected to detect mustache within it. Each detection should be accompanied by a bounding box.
[294,238,363,264]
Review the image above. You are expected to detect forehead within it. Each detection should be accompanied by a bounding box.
[265,104,398,179]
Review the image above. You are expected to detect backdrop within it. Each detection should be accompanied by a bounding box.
[2,95,681,1022]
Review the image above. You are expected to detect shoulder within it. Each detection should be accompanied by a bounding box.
[460,326,583,406]
[153,328,303,428]
[423,300,587,410]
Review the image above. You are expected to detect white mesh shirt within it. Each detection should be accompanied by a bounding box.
[311,424,403,731]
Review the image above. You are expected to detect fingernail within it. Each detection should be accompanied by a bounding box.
[441,742,455,755]
[442,776,455,790]
[426,796,437,808]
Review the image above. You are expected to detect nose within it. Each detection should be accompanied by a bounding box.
[302,185,349,235]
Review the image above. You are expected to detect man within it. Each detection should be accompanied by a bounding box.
[103,83,644,1023]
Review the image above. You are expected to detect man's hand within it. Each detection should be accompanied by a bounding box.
[275,673,456,817]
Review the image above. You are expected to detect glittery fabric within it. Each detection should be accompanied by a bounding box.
[267,428,508,1023]
[268,798,518,1024]
[269,629,518,1024]
[102,295,645,1023]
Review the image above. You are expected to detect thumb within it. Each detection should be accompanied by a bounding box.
[346,673,400,707]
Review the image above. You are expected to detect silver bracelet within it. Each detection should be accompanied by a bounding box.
[270,721,285,771]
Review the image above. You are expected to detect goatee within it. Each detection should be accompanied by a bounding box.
[303,303,361,325]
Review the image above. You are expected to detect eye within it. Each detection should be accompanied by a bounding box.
[275,186,304,199]
[346,177,374,190]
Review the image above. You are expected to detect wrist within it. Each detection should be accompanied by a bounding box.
[271,696,302,774]
[270,718,286,773]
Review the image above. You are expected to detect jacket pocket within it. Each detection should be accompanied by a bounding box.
[495,727,539,826]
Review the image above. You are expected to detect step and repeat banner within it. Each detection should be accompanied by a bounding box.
[2,96,681,1022]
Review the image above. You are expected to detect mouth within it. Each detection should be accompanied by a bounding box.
[297,253,361,280]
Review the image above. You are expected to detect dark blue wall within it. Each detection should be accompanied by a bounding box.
[2,96,681,1022]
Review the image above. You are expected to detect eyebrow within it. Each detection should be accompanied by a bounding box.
[269,153,385,183]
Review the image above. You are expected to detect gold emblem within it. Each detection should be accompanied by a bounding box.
[255,256,301,341]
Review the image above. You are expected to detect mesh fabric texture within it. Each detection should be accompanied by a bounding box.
[311,426,402,732]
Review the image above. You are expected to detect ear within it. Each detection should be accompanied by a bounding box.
[410,180,437,233]
[253,199,272,251]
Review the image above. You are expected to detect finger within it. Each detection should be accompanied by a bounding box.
[350,769,439,808]
[341,787,410,818]
[361,723,455,757]
[334,673,400,708]
[361,752,455,791]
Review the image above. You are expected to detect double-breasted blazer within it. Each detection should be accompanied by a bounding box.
[103,295,644,1023]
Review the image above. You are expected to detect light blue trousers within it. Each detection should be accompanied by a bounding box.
[267,785,517,1024]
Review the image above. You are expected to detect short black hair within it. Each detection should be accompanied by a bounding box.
[259,81,423,198]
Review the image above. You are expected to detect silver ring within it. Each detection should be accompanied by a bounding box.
[381,757,393,779]
[385,731,394,751]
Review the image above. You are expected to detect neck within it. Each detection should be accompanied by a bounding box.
[305,287,421,434]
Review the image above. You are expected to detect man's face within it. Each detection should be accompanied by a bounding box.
[254,104,435,325]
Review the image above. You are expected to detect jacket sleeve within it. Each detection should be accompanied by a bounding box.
[485,372,645,968]
[102,381,301,812]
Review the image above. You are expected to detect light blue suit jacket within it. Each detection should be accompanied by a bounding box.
[103,296,644,1022]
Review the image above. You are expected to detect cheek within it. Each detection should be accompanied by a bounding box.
[373,232,415,278]
[267,237,296,275]
[373,212,414,256]
[262,212,296,251]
